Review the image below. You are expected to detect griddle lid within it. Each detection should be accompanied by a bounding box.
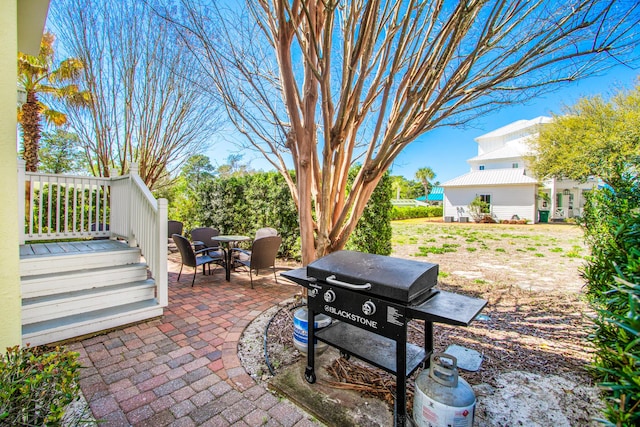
[306,250,439,303]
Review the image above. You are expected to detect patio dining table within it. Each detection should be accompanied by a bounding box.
[213,235,251,281]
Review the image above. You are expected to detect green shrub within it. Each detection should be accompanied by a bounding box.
[468,196,490,222]
[581,175,640,426]
[391,205,443,220]
[0,345,81,426]
[590,274,640,427]
[345,171,393,255]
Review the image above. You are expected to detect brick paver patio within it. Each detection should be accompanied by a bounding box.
[67,255,321,426]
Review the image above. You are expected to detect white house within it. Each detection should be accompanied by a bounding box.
[441,117,596,223]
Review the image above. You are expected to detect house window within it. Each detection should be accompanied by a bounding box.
[512,163,519,168]
[479,165,485,170]
[478,194,491,213]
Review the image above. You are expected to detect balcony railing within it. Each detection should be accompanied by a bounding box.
[18,160,168,306]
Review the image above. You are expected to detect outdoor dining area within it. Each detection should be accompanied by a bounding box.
[168,221,283,288]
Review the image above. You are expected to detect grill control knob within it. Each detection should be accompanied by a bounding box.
[362,300,376,316]
[324,290,336,303]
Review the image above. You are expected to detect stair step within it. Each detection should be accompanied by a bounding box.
[22,280,156,325]
[21,263,149,299]
[22,300,163,347]
[20,242,141,276]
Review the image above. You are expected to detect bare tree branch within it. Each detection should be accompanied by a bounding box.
[49,0,223,189]
[162,0,640,263]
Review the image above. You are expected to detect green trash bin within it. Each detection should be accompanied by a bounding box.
[538,210,549,223]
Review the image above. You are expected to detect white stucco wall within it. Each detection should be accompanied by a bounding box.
[0,1,22,349]
[444,184,538,222]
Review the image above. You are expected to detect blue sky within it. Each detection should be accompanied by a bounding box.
[390,67,640,184]
[207,64,638,184]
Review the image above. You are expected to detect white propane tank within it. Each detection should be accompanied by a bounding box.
[413,352,476,427]
[293,307,331,354]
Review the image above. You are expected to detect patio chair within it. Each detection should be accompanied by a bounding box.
[168,220,183,243]
[190,227,224,257]
[172,233,223,287]
[233,235,282,288]
[230,226,279,255]
[255,227,278,239]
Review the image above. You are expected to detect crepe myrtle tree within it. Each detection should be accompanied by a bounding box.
[164,0,640,264]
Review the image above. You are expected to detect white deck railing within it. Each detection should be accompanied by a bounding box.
[18,160,168,306]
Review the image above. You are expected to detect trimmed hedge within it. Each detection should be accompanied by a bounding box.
[391,205,443,220]
[188,172,300,259]
[169,169,393,259]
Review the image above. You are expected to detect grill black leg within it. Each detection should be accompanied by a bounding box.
[424,321,434,367]
[395,328,408,427]
[305,306,316,384]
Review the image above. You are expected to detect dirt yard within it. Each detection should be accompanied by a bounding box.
[391,219,587,293]
[240,220,603,426]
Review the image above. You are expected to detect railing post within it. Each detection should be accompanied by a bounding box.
[157,198,168,307]
[17,159,25,245]
[127,163,138,248]
[109,167,119,240]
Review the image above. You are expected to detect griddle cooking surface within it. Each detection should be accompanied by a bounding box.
[306,250,439,303]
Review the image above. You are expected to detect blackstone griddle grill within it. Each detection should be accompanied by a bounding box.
[282,250,487,427]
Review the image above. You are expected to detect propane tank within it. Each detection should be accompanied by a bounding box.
[292,307,331,354]
[413,352,476,427]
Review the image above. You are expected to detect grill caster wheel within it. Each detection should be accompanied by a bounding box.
[304,367,316,384]
[340,351,351,361]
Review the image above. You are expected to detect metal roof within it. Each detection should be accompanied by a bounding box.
[415,186,444,202]
[468,144,529,162]
[441,169,539,187]
[475,116,552,141]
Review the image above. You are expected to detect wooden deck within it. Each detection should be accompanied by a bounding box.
[20,239,131,258]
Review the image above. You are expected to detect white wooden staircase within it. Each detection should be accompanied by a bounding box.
[20,240,164,346]
[17,162,168,347]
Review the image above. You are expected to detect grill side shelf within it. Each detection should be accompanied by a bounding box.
[280,268,314,287]
[315,321,426,377]
[407,290,487,326]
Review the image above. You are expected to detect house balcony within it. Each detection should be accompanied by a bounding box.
[18,161,168,346]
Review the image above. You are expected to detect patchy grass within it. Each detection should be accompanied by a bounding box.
[416,243,460,256]
[392,221,586,294]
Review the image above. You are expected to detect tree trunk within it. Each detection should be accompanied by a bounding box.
[21,91,42,172]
